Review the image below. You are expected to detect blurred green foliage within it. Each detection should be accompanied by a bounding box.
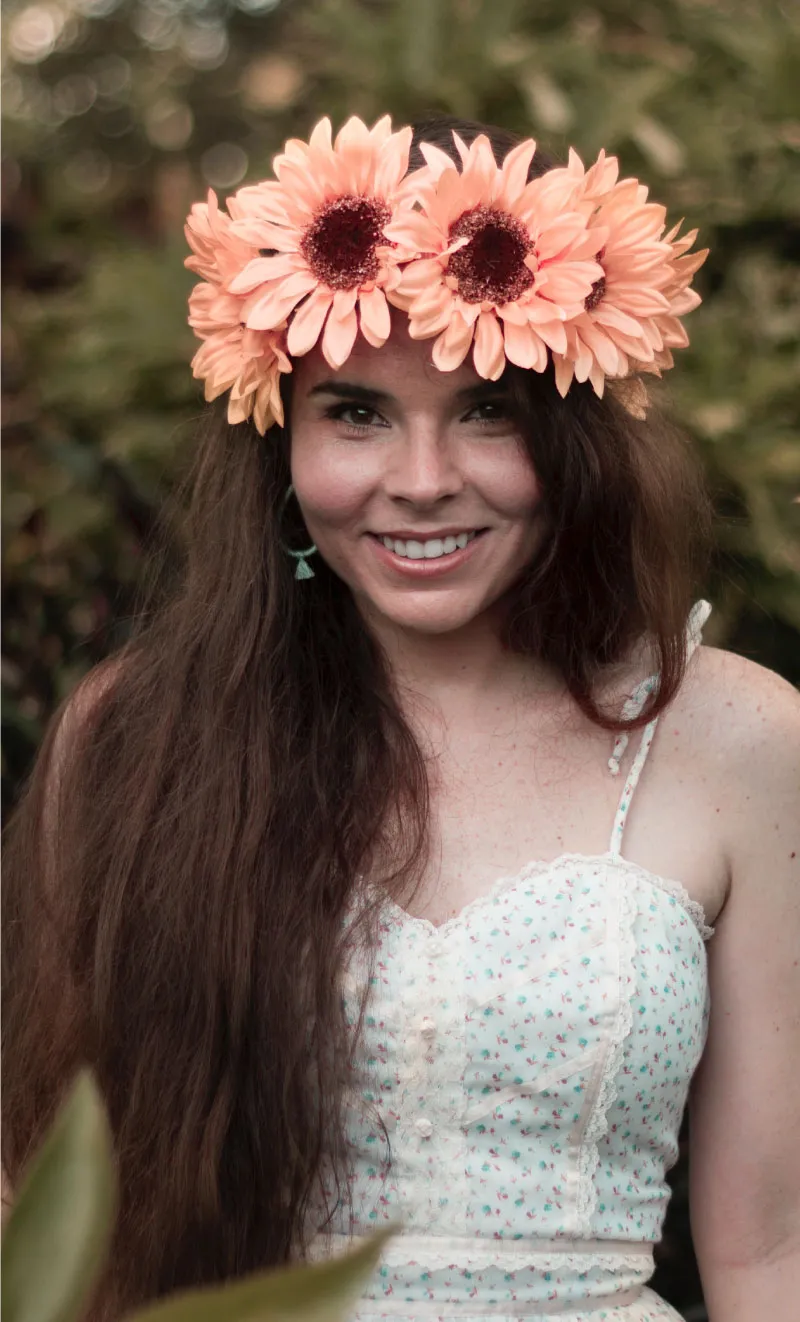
[1,1069,396,1322]
[2,4,799,1317]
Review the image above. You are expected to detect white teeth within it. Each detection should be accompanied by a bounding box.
[380,531,479,559]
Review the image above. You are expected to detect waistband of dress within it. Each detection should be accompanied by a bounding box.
[307,1233,656,1316]
[309,1231,656,1263]
[339,1294,649,1317]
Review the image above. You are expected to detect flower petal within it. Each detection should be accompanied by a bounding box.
[384,212,442,254]
[373,125,413,195]
[243,272,318,329]
[498,138,537,206]
[472,311,505,380]
[431,314,474,372]
[287,287,333,356]
[553,353,575,397]
[322,307,358,370]
[228,256,283,296]
[395,257,447,296]
[407,304,454,338]
[530,317,568,355]
[419,141,457,179]
[358,287,391,346]
[503,321,548,373]
[576,319,623,375]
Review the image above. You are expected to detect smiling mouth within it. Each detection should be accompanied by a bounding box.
[368,528,489,562]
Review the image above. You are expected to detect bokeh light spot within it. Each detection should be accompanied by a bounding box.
[201,143,249,190]
[145,99,194,151]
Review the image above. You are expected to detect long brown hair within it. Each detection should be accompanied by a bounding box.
[2,115,714,1319]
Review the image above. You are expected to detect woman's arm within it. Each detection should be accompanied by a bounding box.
[688,652,800,1322]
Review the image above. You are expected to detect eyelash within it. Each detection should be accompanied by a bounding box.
[324,400,511,434]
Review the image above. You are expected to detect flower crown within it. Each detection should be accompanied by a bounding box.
[184,115,708,435]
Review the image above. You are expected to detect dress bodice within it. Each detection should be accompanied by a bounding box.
[313,601,715,1321]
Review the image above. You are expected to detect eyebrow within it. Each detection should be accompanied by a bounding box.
[307,379,512,406]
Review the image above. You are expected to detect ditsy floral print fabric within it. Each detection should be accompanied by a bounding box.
[311,602,714,1321]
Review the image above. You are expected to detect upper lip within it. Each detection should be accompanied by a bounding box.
[371,527,486,539]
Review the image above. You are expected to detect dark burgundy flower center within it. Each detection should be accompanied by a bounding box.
[446,206,535,305]
[584,247,607,311]
[584,275,607,311]
[300,195,392,290]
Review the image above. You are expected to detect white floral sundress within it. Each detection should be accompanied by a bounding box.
[312,601,715,1321]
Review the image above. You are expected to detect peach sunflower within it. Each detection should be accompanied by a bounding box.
[224,115,419,370]
[187,282,290,435]
[627,218,709,380]
[547,148,708,398]
[185,187,260,288]
[383,132,606,380]
[185,186,291,434]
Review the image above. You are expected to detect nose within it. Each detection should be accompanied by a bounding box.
[383,421,465,507]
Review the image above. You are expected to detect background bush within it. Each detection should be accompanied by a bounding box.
[2,3,799,1318]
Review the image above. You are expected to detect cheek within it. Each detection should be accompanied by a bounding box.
[478,451,542,521]
[290,445,377,531]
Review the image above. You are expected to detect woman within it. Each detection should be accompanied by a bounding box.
[3,114,798,1322]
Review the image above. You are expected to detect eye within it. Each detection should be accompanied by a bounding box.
[463,399,513,427]
[324,402,386,433]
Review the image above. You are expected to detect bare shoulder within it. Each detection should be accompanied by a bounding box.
[686,645,800,1277]
[681,641,800,757]
[683,643,799,895]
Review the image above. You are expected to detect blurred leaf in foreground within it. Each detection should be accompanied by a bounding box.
[1,1070,117,1322]
[126,1225,399,1322]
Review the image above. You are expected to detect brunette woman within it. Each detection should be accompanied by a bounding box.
[3,114,799,1322]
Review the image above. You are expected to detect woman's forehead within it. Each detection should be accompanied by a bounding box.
[292,310,489,401]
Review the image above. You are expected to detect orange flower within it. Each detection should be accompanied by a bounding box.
[547,149,708,398]
[628,219,709,380]
[384,132,605,380]
[188,282,291,435]
[225,115,419,370]
[185,188,258,288]
[183,119,708,428]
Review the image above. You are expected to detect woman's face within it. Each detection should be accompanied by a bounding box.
[289,310,545,638]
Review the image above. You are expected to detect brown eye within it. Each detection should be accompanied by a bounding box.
[324,402,386,432]
[464,400,511,424]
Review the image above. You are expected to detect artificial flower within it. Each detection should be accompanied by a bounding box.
[547,148,708,398]
[184,188,259,288]
[188,282,291,435]
[384,132,606,380]
[224,115,420,370]
[628,218,709,379]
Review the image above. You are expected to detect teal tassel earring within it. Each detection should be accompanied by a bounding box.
[280,483,318,580]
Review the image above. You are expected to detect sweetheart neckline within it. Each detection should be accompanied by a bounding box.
[376,849,716,941]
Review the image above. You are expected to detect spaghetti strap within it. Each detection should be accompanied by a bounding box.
[608,599,712,859]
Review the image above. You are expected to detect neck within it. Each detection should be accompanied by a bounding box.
[359,597,567,734]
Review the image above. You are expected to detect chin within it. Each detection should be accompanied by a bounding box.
[366,595,492,635]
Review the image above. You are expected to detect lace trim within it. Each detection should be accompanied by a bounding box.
[379,852,714,943]
[309,1232,655,1274]
[373,1249,653,1273]
[463,1042,605,1125]
[330,1295,664,1320]
[638,874,715,942]
[575,867,638,1236]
